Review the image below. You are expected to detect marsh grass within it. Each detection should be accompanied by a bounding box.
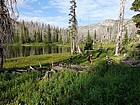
[4,53,71,69]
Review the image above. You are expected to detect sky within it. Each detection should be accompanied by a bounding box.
[17,0,136,28]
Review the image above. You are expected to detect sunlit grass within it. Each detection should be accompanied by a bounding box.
[4,53,71,69]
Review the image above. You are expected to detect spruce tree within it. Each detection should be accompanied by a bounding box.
[130,0,140,35]
[84,30,93,50]
[47,24,52,43]
[94,30,97,44]
[55,28,59,42]
[59,29,63,43]
[122,29,128,45]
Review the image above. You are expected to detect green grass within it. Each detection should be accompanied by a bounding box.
[1,43,140,104]
[9,43,54,47]
[3,48,115,69]
[93,43,115,49]
[9,42,70,47]
[4,53,71,69]
[1,61,140,104]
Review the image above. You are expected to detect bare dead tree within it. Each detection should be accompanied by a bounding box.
[0,0,18,70]
[115,0,126,56]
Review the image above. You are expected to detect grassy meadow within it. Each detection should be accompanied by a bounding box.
[1,42,140,104]
[1,60,140,104]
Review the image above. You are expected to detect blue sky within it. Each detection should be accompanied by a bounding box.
[17,0,136,28]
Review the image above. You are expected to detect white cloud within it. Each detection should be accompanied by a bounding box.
[50,0,69,14]
[50,0,135,25]
[41,6,50,10]
[17,0,37,8]
[19,16,68,28]
[17,0,32,9]
[18,0,136,27]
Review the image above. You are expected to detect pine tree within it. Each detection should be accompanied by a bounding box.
[47,24,52,43]
[94,30,97,44]
[52,27,56,43]
[55,28,59,42]
[24,25,30,43]
[67,29,70,43]
[122,29,128,45]
[130,0,140,35]
[84,30,93,50]
[59,29,63,43]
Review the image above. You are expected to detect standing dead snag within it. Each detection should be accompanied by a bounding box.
[0,48,3,71]
[0,0,18,70]
[69,0,81,54]
[115,0,126,56]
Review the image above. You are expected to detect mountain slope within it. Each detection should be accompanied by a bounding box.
[78,19,137,43]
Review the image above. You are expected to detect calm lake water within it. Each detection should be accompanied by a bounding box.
[5,45,70,58]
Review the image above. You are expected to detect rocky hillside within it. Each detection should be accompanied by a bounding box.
[78,19,137,43]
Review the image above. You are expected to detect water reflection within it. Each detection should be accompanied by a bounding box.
[6,45,70,58]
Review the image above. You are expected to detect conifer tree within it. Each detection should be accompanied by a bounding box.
[84,30,93,50]
[130,0,140,35]
[122,29,128,45]
[55,28,59,42]
[94,30,97,44]
[47,24,52,43]
[59,29,63,43]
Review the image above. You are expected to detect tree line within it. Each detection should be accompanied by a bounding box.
[12,20,70,44]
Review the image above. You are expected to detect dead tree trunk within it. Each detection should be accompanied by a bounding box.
[115,0,126,56]
[0,47,3,71]
[0,0,18,69]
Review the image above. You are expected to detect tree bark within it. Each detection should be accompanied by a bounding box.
[115,0,125,56]
[0,47,3,71]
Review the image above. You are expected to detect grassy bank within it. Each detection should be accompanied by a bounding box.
[4,53,71,69]
[8,42,70,47]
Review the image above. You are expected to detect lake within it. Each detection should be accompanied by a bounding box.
[5,45,70,58]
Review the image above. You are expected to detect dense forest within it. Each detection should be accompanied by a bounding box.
[12,21,70,44]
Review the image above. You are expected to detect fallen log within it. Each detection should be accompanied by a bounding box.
[16,69,28,73]
[121,55,140,67]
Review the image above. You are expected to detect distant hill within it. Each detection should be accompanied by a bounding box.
[78,19,137,43]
